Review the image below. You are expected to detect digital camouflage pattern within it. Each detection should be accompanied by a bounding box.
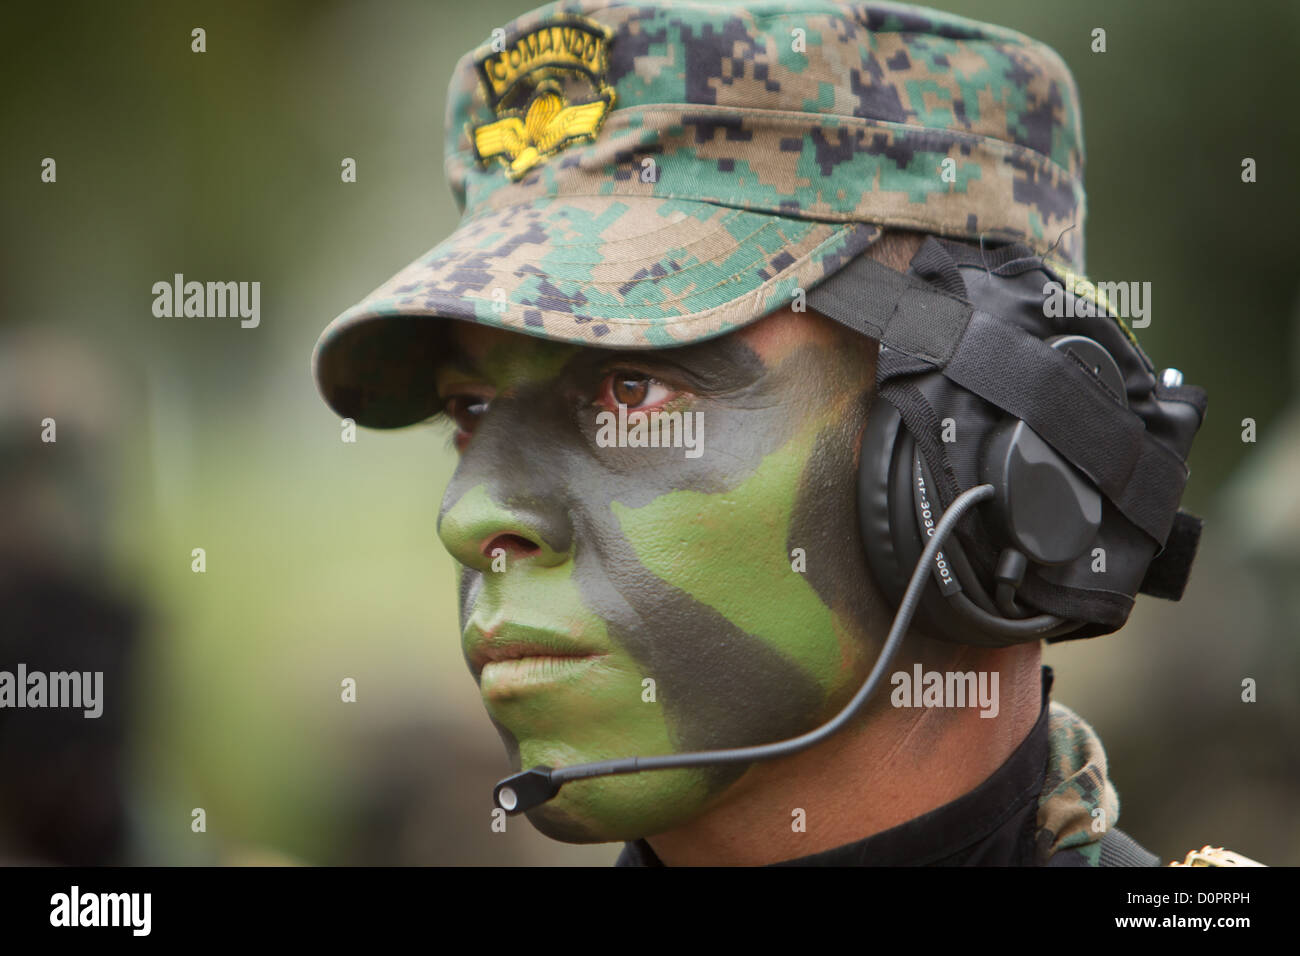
[313,0,1086,428]
[1035,701,1121,865]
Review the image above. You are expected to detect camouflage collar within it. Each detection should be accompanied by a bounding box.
[1035,693,1122,865]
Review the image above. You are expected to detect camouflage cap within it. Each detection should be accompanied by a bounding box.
[313,0,1085,428]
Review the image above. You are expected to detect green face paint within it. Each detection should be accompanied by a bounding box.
[435,314,891,842]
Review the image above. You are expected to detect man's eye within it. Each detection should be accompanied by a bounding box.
[603,370,674,410]
[444,395,489,449]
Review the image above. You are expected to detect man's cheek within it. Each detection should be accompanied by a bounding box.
[608,424,847,697]
[557,534,820,802]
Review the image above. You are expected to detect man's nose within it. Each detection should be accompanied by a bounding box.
[436,402,574,572]
[438,487,573,572]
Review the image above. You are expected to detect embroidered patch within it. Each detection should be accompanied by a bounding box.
[471,16,616,180]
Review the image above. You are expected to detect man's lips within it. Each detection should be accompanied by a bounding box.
[465,623,606,679]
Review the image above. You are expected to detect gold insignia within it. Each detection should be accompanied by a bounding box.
[474,89,611,179]
[1169,845,1266,867]
[471,17,616,180]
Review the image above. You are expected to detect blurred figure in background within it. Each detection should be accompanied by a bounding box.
[0,329,142,865]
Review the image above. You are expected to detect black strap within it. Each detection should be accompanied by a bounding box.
[1139,510,1203,600]
[808,254,1189,546]
[804,251,973,364]
[945,312,1188,546]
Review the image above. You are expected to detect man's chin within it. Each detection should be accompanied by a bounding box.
[522,802,615,844]
[507,762,722,845]
[522,797,698,845]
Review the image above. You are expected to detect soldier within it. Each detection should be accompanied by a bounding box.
[312,0,1256,866]
[0,330,141,865]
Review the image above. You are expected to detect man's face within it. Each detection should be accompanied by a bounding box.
[434,307,892,842]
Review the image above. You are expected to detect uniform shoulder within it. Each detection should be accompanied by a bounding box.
[1168,846,1267,867]
[1045,827,1159,866]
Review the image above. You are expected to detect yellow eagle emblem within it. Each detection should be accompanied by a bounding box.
[474,90,612,179]
[470,17,616,180]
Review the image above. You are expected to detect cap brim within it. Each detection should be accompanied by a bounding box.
[313,193,880,428]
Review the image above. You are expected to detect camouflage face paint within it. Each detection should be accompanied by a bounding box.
[435,310,895,842]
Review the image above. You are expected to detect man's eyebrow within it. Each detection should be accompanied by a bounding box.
[593,336,765,390]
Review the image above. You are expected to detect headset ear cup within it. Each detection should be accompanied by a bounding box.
[859,398,1079,646]
[859,405,959,641]
[858,399,908,604]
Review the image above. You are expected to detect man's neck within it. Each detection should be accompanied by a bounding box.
[644,641,1044,866]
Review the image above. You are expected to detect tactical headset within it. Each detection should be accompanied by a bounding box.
[831,237,1207,647]
[493,236,1207,814]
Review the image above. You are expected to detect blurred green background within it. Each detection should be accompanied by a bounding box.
[1,0,1296,865]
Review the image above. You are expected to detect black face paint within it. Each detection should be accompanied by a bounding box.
[435,320,888,840]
